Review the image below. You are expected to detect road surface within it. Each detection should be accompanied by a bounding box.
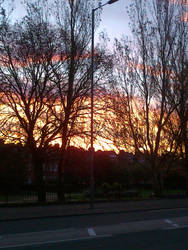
[1,208,188,249]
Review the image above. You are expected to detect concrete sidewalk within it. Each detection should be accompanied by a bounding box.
[1,198,188,221]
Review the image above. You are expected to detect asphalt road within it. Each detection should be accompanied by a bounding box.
[1,207,188,235]
[1,208,188,249]
[1,228,188,250]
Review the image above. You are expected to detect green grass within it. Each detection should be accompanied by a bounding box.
[0,194,25,203]
[139,190,153,198]
[162,189,186,196]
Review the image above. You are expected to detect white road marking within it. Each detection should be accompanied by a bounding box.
[165,219,173,224]
[88,228,96,236]
[0,235,112,249]
[164,219,179,227]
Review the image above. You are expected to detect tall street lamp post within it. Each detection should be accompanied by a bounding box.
[90,0,119,209]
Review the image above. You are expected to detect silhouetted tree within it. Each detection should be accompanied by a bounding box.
[105,0,186,196]
[0,0,112,202]
[50,0,113,200]
[0,4,58,201]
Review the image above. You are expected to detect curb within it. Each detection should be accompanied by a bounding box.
[1,203,188,222]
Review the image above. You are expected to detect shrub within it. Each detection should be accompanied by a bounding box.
[101,182,111,194]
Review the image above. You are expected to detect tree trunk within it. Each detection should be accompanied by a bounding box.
[181,115,188,195]
[57,149,66,202]
[183,158,188,196]
[32,150,46,203]
[57,168,65,202]
[152,171,163,197]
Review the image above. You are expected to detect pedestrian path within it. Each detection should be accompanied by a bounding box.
[0,198,188,221]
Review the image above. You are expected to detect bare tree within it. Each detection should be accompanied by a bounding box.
[0,4,59,201]
[171,42,188,192]
[105,0,185,196]
[177,64,188,193]
[49,0,113,200]
[0,0,112,202]
[161,0,188,192]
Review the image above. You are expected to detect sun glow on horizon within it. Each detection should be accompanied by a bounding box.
[0,98,120,153]
[49,129,119,153]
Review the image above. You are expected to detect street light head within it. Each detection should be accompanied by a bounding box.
[108,0,119,4]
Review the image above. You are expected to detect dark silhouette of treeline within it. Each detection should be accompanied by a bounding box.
[0,140,186,202]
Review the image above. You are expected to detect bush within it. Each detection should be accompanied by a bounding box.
[101,183,111,194]
[121,189,140,198]
[113,182,122,192]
